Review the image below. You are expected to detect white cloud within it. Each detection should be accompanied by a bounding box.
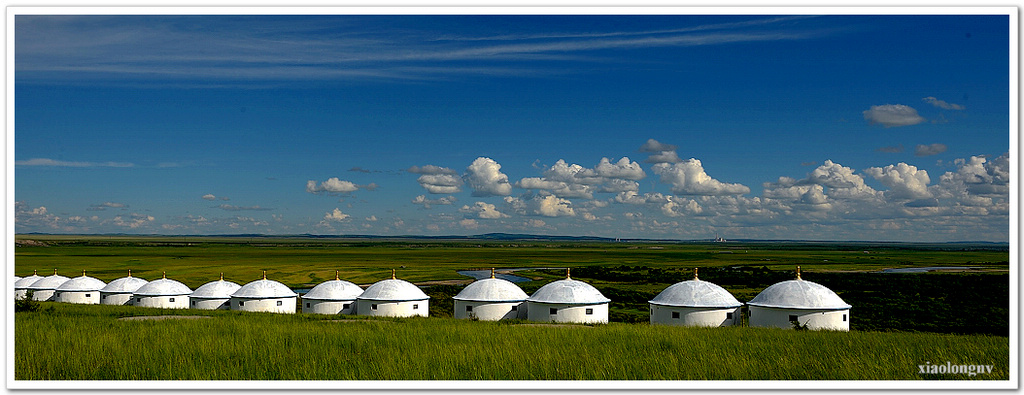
[804,160,878,200]
[306,177,360,194]
[863,104,925,127]
[645,150,683,164]
[465,157,512,197]
[412,195,457,208]
[202,194,217,200]
[214,204,273,211]
[15,157,134,167]
[408,165,458,175]
[864,162,932,200]
[323,208,350,222]
[639,138,678,153]
[532,195,576,217]
[459,219,479,229]
[915,143,948,157]
[517,157,644,199]
[652,158,750,196]
[591,157,646,180]
[661,197,702,217]
[459,201,508,219]
[416,174,464,194]
[922,96,964,110]
[88,202,128,211]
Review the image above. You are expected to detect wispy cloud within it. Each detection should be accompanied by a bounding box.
[15,15,826,85]
[15,158,134,167]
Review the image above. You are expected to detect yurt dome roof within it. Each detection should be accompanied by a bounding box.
[101,274,149,294]
[453,277,528,302]
[15,273,44,289]
[528,274,610,305]
[133,277,192,297]
[747,279,850,310]
[55,273,106,292]
[26,272,70,290]
[358,276,428,302]
[649,278,741,308]
[191,276,242,299]
[232,275,297,299]
[303,277,363,301]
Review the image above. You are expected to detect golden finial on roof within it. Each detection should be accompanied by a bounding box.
[53,269,58,275]
[33,270,37,276]
[796,266,802,280]
[220,272,224,281]
[127,269,132,278]
[391,268,396,280]
[566,267,571,279]
[82,270,86,277]
[694,267,699,280]
[162,271,166,279]
[491,268,495,279]
[336,270,340,281]
[262,270,267,280]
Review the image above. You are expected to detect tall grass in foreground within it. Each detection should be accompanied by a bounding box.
[16,303,1008,381]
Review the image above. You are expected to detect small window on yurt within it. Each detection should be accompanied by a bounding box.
[466,305,473,312]
[85,294,90,298]
[585,308,593,315]
[192,301,196,306]
[371,304,377,310]
[726,312,734,319]
[169,298,175,303]
[672,311,680,319]
[277,301,282,306]
[788,315,797,322]
[413,304,419,310]
[239,301,245,307]
[306,303,310,308]
[549,308,557,315]
[511,305,517,311]
[843,314,847,322]
[343,303,350,309]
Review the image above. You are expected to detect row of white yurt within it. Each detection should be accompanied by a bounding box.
[648,266,850,331]
[133,272,192,308]
[453,268,611,324]
[27,270,69,302]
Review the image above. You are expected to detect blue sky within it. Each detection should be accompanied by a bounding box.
[13,12,1012,241]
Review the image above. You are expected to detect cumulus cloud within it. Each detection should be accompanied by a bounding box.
[863,104,925,127]
[660,197,703,217]
[517,157,644,199]
[652,158,750,196]
[504,195,575,217]
[465,157,513,197]
[459,201,508,219]
[202,194,217,200]
[922,96,964,110]
[323,208,350,222]
[864,163,932,200]
[408,165,458,175]
[412,195,457,208]
[459,219,479,229]
[416,174,463,194]
[306,177,360,194]
[639,139,678,152]
[915,143,948,157]
[645,150,683,164]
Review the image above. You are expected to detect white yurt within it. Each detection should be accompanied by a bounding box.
[747,267,851,331]
[527,268,610,324]
[132,272,192,309]
[302,271,363,315]
[453,268,528,321]
[190,273,242,310]
[356,269,429,318]
[54,271,107,304]
[26,270,70,302]
[100,270,149,305]
[14,270,44,300]
[230,271,297,314]
[649,268,742,327]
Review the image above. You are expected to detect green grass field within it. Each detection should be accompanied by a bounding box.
[14,302,1009,381]
[12,235,1011,382]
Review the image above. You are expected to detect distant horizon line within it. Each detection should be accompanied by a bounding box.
[13,232,1010,246]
